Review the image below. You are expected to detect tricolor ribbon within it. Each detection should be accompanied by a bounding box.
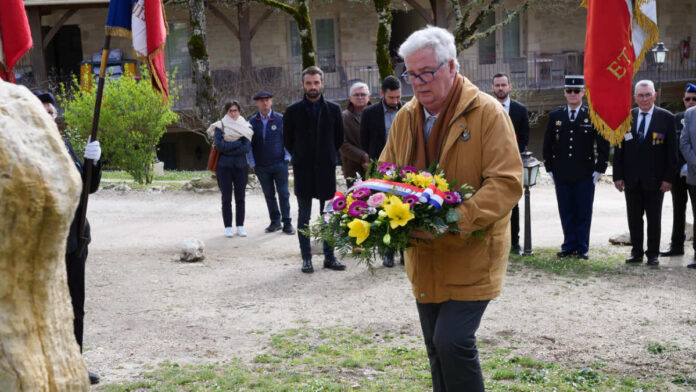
[341,178,446,210]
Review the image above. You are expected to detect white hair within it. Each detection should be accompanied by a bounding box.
[398,25,460,72]
[349,82,370,96]
[634,79,655,94]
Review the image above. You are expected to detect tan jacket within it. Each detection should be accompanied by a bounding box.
[379,77,523,303]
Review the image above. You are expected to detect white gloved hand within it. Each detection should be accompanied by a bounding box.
[84,137,101,162]
[681,164,688,178]
[548,172,553,180]
[592,171,601,184]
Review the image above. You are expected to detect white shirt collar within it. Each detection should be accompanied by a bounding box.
[424,107,438,122]
[640,105,655,116]
[501,97,511,113]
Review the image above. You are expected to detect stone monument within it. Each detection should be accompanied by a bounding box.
[0,81,90,391]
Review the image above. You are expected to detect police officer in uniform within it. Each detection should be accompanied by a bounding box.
[543,75,610,259]
[661,83,696,256]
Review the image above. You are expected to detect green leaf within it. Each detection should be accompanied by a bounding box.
[445,208,461,223]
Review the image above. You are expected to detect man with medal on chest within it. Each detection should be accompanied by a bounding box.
[543,75,610,260]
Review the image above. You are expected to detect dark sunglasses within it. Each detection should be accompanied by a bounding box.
[565,88,582,94]
[685,97,696,102]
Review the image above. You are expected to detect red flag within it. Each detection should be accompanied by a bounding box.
[583,0,658,146]
[144,0,168,100]
[0,0,33,82]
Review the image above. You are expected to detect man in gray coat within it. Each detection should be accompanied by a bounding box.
[678,105,696,269]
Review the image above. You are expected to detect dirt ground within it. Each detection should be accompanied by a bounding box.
[81,181,696,386]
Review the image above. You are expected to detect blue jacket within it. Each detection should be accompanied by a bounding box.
[214,128,251,168]
[248,110,290,167]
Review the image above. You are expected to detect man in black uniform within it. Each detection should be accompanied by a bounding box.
[543,76,610,259]
[35,91,103,384]
[492,73,529,254]
[613,80,677,266]
[661,83,696,256]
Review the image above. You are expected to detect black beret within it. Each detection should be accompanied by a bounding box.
[564,75,584,89]
[253,91,273,100]
[33,90,56,105]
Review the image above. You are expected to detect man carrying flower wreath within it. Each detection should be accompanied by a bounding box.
[379,26,523,391]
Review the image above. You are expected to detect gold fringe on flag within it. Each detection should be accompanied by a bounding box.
[584,87,632,147]
[105,26,132,39]
[632,0,659,74]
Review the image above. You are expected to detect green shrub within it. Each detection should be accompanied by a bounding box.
[60,67,179,184]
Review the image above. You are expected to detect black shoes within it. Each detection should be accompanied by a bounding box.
[265,222,282,233]
[510,243,521,255]
[576,253,589,260]
[301,258,313,273]
[659,247,684,256]
[625,255,643,264]
[283,223,296,235]
[687,262,696,269]
[88,371,100,385]
[383,253,395,268]
[646,257,660,266]
[323,255,346,271]
[556,250,574,258]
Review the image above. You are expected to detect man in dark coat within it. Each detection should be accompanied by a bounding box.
[35,90,103,384]
[359,75,404,268]
[661,82,696,256]
[543,75,610,259]
[491,73,529,254]
[613,80,677,266]
[283,66,346,273]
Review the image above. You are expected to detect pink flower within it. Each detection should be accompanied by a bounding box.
[444,191,461,204]
[333,196,347,211]
[352,187,371,200]
[367,192,386,207]
[400,166,417,177]
[379,162,398,174]
[348,200,369,217]
[403,194,419,206]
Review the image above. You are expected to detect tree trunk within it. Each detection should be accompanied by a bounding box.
[296,0,316,69]
[187,0,217,128]
[238,1,253,72]
[374,0,394,80]
[0,82,90,391]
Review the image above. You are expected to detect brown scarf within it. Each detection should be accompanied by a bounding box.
[412,73,464,170]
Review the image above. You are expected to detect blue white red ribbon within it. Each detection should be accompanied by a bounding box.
[343,179,445,210]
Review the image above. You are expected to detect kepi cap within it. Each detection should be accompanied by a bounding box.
[564,75,584,89]
[33,90,56,105]
[253,91,273,100]
[686,83,696,93]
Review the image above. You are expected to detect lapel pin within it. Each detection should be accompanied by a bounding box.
[555,120,562,126]
[460,128,471,141]
[271,125,277,130]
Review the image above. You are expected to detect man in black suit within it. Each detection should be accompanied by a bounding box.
[35,90,103,385]
[613,79,677,266]
[492,73,529,254]
[283,66,346,273]
[359,75,403,268]
[661,83,696,256]
[360,75,403,161]
[543,76,610,259]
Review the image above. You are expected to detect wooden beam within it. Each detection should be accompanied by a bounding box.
[26,7,47,87]
[209,4,240,40]
[250,8,273,39]
[43,9,77,50]
[403,0,433,24]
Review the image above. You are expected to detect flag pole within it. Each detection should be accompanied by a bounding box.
[77,34,111,254]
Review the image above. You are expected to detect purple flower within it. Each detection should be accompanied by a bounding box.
[403,194,419,206]
[399,166,417,177]
[444,191,461,204]
[352,187,371,200]
[379,162,398,174]
[348,200,369,217]
[333,196,347,211]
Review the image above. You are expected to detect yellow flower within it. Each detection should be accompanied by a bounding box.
[412,174,434,189]
[347,219,371,245]
[344,196,355,213]
[384,196,415,229]
[434,175,449,191]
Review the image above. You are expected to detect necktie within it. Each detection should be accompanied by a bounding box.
[570,109,576,121]
[637,112,648,141]
[424,116,436,143]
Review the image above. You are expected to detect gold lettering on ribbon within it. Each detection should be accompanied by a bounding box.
[606,47,631,80]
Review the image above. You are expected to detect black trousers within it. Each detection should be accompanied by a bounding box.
[216,165,248,227]
[66,248,87,350]
[669,176,691,249]
[296,197,334,260]
[510,204,520,246]
[625,188,664,258]
[416,300,490,392]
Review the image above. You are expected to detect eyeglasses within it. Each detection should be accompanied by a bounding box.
[684,97,696,102]
[565,88,582,94]
[401,62,445,85]
[351,93,368,97]
[635,93,654,99]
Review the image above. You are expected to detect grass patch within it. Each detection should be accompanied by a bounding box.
[102,170,209,182]
[508,248,626,277]
[100,328,683,391]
